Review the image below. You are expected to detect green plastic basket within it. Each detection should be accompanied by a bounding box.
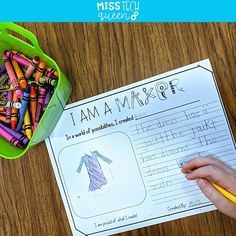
[0,22,72,159]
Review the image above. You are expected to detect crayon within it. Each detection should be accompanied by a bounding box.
[38,76,46,88]
[0,121,29,146]
[3,55,23,99]
[0,126,24,149]
[0,107,6,112]
[44,67,58,78]
[11,92,19,130]
[0,111,6,115]
[44,76,58,87]
[16,85,30,132]
[24,56,40,79]
[12,50,31,63]
[34,87,46,130]
[0,64,6,75]
[0,83,14,92]
[4,50,31,67]
[29,84,37,125]
[0,126,19,146]
[35,61,46,82]
[24,109,32,139]
[0,73,9,85]
[5,88,13,125]
[21,123,26,135]
[22,67,58,80]
[11,50,58,78]
[43,89,51,111]
[11,59,27,89]
[0,114,6,122]
[1,92,8,98]
[0,100,21,109]
[0,92,6,98]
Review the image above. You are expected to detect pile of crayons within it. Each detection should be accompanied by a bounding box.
[0,50,58,149]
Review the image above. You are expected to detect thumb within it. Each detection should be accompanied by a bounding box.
[197,179,236,217]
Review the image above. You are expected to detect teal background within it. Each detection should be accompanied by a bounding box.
[0,0,235,22]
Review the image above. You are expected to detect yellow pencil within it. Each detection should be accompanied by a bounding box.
[210,181,236,204]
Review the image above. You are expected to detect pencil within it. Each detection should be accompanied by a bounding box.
[210,181,236,204]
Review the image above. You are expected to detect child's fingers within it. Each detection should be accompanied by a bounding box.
[197,179,236,219]
[186,165,230,190]
[181,156,232,174]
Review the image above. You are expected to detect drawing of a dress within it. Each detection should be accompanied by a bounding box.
[77,150,112,191]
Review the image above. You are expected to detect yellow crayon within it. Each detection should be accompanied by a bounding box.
[0,83,14,92]
[0,94,6,100]
[11,59,27,89]
[23,109,32,139]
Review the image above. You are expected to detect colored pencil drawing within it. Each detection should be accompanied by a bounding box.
[77,150,112,191]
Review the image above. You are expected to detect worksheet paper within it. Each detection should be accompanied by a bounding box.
[46,59,236,236]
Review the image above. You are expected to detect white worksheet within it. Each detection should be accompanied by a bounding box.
[46,59,236,236]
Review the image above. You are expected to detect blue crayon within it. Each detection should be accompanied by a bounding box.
[15,84,30,132]
[0,65,6,75]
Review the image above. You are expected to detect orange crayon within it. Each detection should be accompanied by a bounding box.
[11,59,27,89]
[35,61,46,82]
[0,114,6,122]
[24,109,32,139]
[29,84,37,126]
[0,107,5,112]
[11,91,19,130]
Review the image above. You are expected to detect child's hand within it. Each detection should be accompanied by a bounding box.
[181,157,236,219]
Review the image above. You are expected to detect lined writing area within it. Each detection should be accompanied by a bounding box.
[130,100,236,206]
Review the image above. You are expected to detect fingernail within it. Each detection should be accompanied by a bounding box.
[185,173,191,179]
[181,163,186,168]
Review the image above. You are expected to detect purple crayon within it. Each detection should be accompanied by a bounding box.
[2,91,8,97]
[15,85,30,132]
[43,88,51,111]
[33,87,46,130]
[0,121,29,146]
[0,65,6,75]
[0,126,24,149]
[4,50,31,67]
